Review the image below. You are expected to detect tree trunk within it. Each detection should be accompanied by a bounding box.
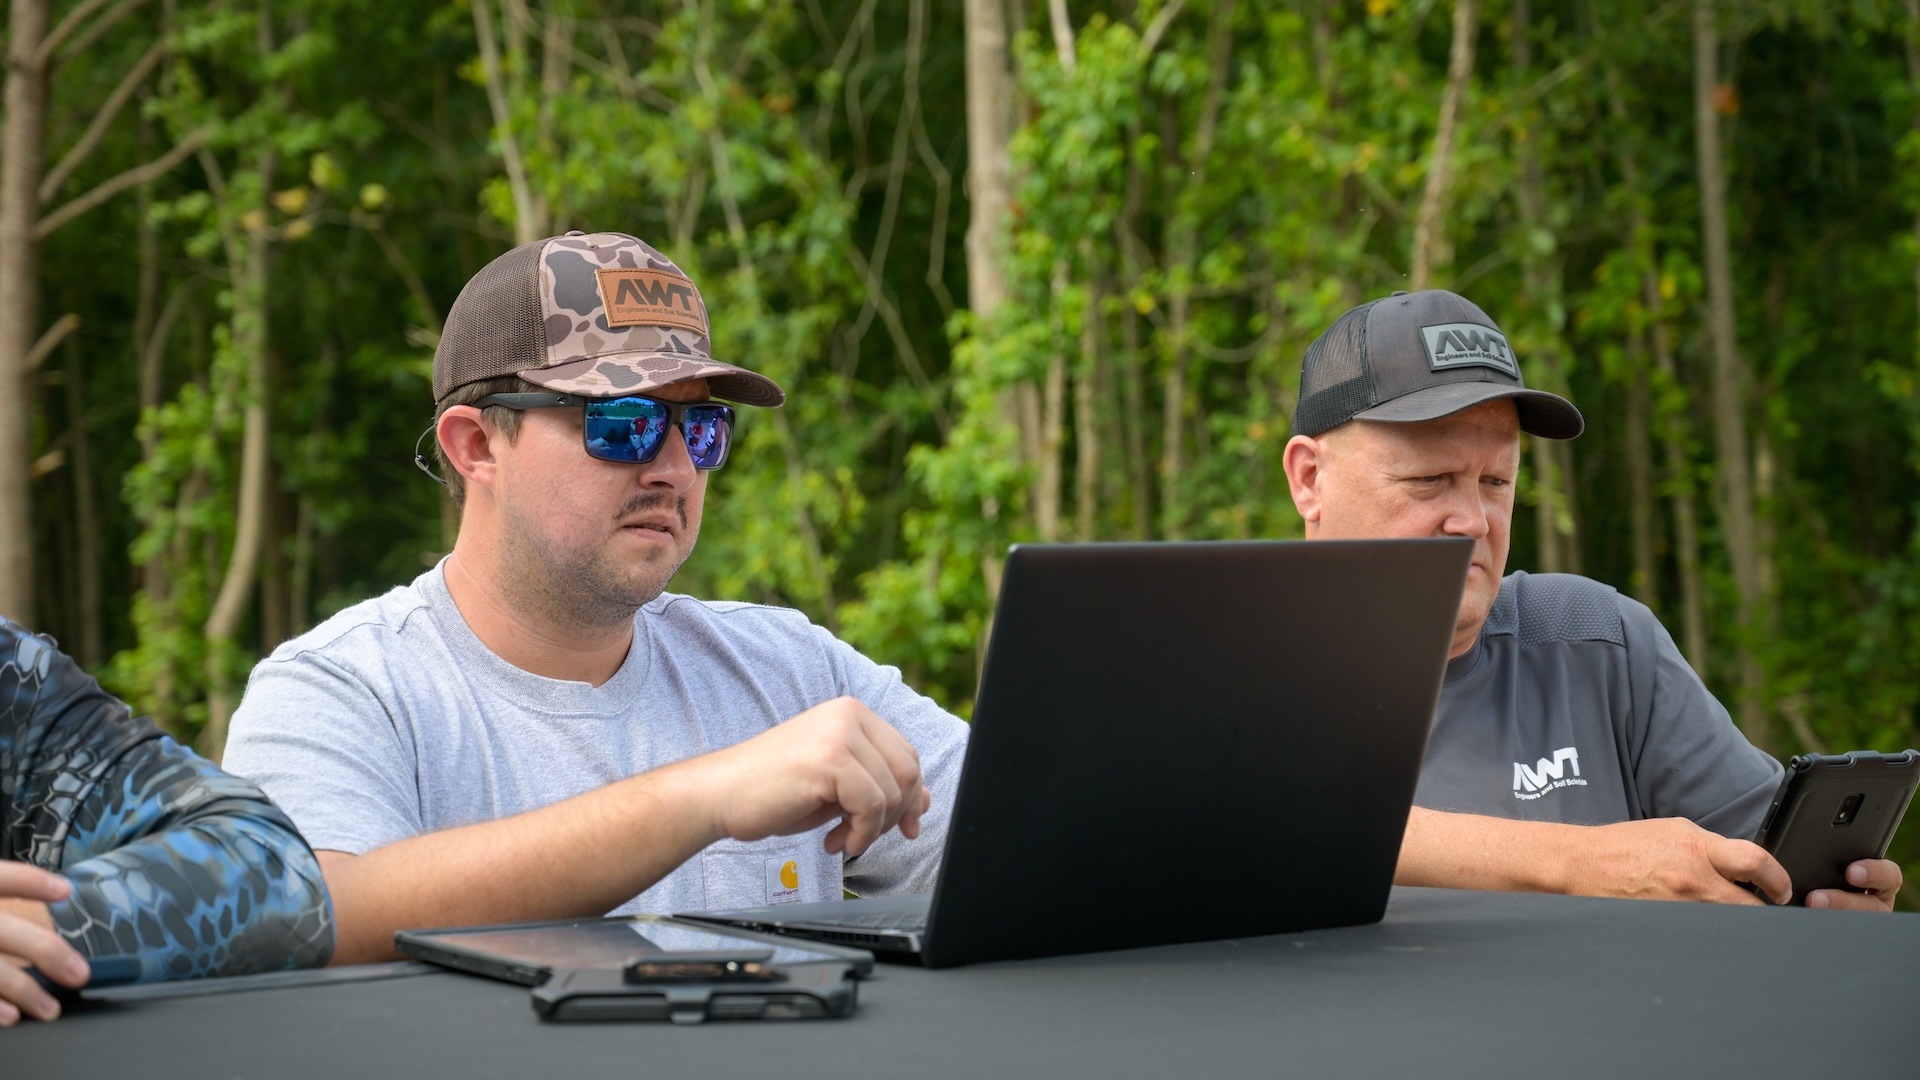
[1409,0,1479,290]
[201,157,276,760]
[1693,0,1767,749]
[62,336,101,666]
[0,0,51,624]
[1650,294,1709,676]
[1075,273,1103,541]
[1907,0,1920,356]
[1158,0,1235,540]
[1048,0,1075,72]
[472,0,544,244]
[963,0,1014,319]
[1509,0,1576,575]
[290,494,314,637]
[1608,72,1680,635]
[1624,342,1659,612]
[1116,139,1151,539]
[1037,263,1069,540]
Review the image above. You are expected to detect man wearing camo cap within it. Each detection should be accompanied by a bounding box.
[224,232,970,963]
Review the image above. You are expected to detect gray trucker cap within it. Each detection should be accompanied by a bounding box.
[1290,289,1583,440]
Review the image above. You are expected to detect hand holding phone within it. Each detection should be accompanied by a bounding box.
[1754,750,1918,909]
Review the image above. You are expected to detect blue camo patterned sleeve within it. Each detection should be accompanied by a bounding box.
[0,617,334,981]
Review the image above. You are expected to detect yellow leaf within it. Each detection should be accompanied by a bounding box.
[1133,292,1155,315]
[360,183,390,211]
[283,218,313,241]
[239,209,268,232]
[272,187,310,215]
[1659,272,1677,302]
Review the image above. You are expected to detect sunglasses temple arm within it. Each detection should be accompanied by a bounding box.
[413,423,450,485]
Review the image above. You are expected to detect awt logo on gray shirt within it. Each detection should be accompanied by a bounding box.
[1512,746,1587,800]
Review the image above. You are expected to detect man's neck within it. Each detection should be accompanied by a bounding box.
[441,548,634,687]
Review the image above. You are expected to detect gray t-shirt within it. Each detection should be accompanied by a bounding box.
[222,564,970,915]
[1415,571,1783,839]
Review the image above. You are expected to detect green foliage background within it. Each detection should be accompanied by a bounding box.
[14,0,1920,902]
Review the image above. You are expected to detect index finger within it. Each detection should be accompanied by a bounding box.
[1710,839,1791,905]
[0,913,89,991]
[853,709,927,833]
[853,708,924,790]
[0,863,73,904]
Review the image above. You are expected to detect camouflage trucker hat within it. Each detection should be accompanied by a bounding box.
[432,231,785,408]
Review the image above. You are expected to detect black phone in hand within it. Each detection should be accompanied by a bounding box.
[1754,750,1918,905]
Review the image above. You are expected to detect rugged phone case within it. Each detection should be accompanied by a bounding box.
[1754,749,1919,904]
[529,961,859,1023]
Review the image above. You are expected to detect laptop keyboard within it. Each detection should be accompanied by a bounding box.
[835,911,929,931]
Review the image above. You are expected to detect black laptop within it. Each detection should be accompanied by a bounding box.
[680,538,1470,968]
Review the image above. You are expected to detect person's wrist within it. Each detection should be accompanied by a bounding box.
[1534,822,1587,895]
[645,750,734,848]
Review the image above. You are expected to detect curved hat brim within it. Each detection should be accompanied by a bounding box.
[520,352,786,407]
[1352,381,1584,440]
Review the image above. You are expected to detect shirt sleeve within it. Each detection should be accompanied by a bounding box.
[811,628,971,897]
[0,619,334,981]
[1620,597,1783,838]
[222,637,424,856]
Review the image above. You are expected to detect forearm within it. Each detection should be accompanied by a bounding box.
[321,759,725,965]
[1396,807,1575,893]
[50,808,334,981]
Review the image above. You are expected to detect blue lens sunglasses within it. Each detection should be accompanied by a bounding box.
[413,392,737,484]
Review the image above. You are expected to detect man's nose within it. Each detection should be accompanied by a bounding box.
[639,425,698,491]
[1440,484,1492,540]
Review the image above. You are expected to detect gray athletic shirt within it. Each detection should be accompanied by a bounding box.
[221,563,970,915]
[1415,571,1783,839]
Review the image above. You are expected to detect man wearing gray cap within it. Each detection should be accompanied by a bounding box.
[1282,289,1901,911]
[223,232,970,963]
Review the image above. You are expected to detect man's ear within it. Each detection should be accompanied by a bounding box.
[1282,434,1326,527]
[438,406,499,497]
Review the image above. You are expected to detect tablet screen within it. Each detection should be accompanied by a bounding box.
[413,918,845,972]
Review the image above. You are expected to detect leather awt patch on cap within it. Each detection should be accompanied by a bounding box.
[595,267,707,333]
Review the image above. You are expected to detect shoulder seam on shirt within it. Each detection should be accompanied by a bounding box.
[653,594,809,620]
[262,601,436,665]
[1478,571,1627,648]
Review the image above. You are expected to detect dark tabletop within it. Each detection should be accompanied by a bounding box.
[10,887,1918,1079]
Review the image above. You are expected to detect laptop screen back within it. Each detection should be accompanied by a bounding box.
[921,539,1470,968]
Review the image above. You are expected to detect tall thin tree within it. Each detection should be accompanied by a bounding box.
[1692,0,1767,748]
[1409,0,1479,290]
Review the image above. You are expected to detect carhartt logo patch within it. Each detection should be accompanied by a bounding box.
[764,857,803,905]
[1513,746,1587,800]
[595,267,707,333]
[1421,322,1519,378]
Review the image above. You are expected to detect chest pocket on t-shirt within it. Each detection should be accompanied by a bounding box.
[701,837,827,909]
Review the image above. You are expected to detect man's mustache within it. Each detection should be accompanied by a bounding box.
[616,491,688,530]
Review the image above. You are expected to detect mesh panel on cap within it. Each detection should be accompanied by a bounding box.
[434,240,547,402]
[1291,300,1380,437]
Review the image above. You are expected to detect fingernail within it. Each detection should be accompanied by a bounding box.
[65,955,90,982]
[32,994,60,1021]
[1806,891,1828,908]
[1848,864,1868,885]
